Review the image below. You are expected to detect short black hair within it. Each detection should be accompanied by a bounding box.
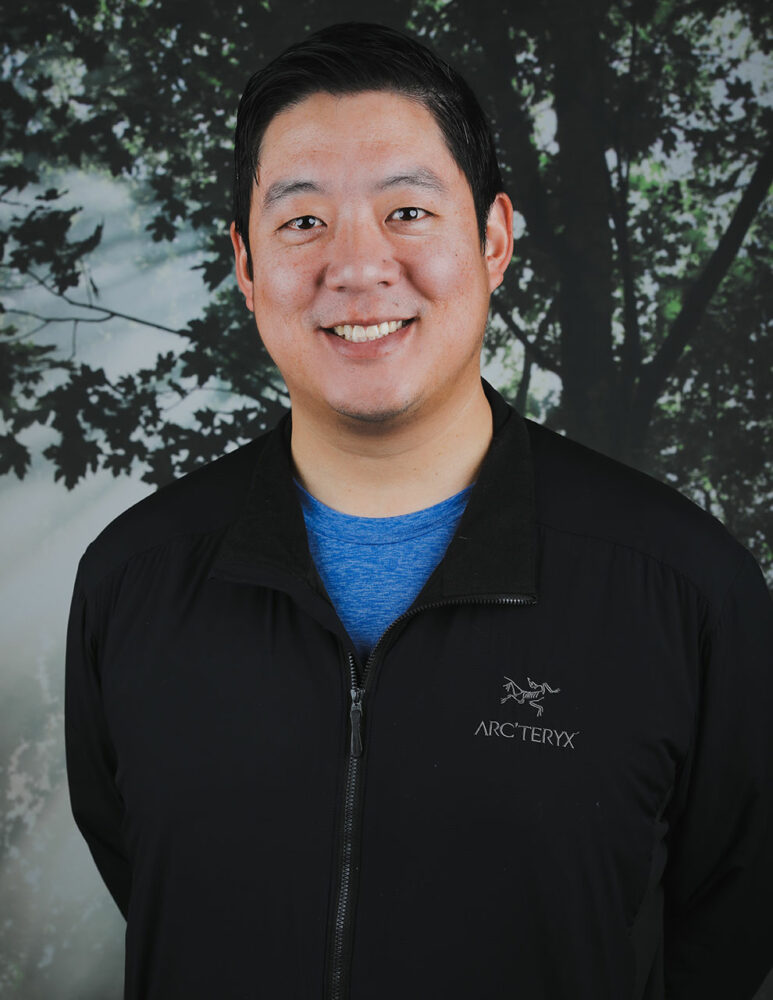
[232,22,504,274]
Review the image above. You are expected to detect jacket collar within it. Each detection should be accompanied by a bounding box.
[211,379,537,609]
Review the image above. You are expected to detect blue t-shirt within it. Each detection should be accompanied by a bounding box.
[296,482,472,663]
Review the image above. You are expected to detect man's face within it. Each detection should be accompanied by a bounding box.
[231,90,512,429]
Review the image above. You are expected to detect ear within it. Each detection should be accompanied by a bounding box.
[230,222,255,313]
[484,192,514,293]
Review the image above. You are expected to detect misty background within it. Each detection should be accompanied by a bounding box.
[1,0,771,996]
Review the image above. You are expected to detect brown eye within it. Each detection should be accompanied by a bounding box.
[286,216,323,230]
[390,207,427,222]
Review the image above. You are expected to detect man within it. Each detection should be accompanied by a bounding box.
[66,22,773,1000]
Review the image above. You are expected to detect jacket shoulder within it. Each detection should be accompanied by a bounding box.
[525,418,751,612]
[78,433,270,586]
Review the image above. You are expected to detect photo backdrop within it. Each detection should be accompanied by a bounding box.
[1,1,771,996]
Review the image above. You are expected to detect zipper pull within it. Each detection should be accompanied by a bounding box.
[349,687,364,758]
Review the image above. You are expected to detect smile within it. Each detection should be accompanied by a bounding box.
[325,318,414,342]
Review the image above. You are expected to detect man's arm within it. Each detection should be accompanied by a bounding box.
[65,565,131,919]
[664,550,773,998]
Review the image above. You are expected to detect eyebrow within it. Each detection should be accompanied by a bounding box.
[261,167,448,210]
[376,168,448,195]
[262,179,323,209]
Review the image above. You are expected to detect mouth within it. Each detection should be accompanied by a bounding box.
[321,318,415,343]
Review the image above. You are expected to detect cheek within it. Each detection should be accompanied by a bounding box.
[253,252,316,315]
[409,239,484,310]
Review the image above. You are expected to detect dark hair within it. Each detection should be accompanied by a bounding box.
[232,22,504,273]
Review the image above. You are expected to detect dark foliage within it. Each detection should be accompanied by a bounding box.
[1,0,770,572]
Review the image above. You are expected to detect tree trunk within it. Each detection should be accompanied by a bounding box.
[550,2,618,455]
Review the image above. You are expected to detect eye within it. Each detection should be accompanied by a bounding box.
[283,215,324,231]
[389,207,429,222]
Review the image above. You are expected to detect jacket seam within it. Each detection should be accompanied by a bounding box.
[704,548,751,640]
[81,523,232,598]
[536,517,740,625]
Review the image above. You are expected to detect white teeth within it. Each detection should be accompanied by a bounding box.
[330,319,409,342]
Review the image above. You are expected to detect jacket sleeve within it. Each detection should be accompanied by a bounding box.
[664,549,773,999]
[64,563,131,920]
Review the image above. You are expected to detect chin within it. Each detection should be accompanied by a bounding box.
[331,395,417,427]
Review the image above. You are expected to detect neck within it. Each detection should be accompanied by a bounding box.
[290,380,493,517]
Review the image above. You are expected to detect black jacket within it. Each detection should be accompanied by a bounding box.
[65,381,773,999]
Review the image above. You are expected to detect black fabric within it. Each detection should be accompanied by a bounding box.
[213,379,537,603]
[65,381,773,999]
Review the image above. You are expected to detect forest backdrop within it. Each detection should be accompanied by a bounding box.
[0,0,771,996]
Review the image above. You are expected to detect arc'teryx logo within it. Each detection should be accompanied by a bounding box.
[500,676,560,718]
[474,674,580,750]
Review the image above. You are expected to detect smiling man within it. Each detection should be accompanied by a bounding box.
[66,22,773,1000]
[229,87,510,520]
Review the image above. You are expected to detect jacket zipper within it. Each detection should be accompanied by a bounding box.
[326,593,536,999]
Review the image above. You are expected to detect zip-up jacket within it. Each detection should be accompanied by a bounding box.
[65,381,773,999]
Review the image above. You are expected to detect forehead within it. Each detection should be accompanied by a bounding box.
[256,90,463,191]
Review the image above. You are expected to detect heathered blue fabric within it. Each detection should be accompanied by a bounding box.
[296,481,472,662]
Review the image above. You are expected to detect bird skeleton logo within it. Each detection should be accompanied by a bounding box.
[474,676,577,748]
[500,676,560,718]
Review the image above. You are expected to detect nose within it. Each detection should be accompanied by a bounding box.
[323,215,401,292]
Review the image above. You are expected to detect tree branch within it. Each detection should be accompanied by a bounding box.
[29,271,184,336]
[515,301,555,412]
[5,308,114,326]
[501,312,562,378]
[634,141,773,429]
